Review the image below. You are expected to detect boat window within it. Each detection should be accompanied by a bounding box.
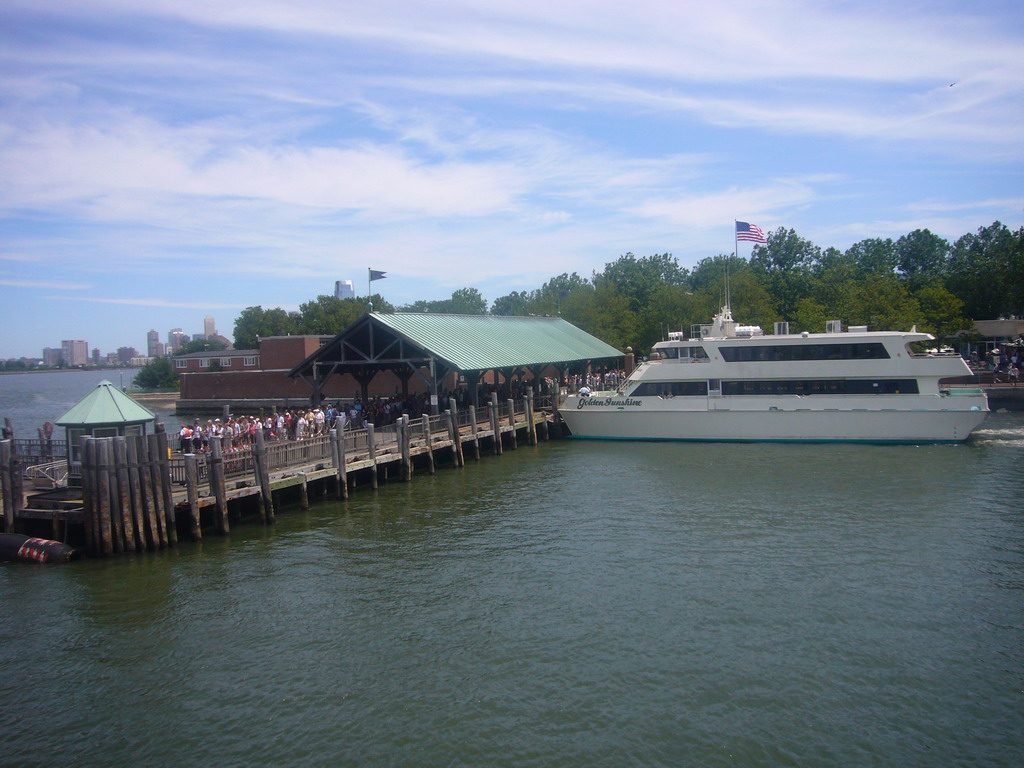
[660,346,679,359]
[631,381,709,396]
[721,379,919,395]
[719,343,890,362]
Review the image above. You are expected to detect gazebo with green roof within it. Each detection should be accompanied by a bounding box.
[55,380,156,485]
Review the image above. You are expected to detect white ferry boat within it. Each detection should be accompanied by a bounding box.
[558,306,988,443]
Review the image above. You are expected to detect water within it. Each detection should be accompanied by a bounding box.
[2,372,1023,767]
[0,369,178,436]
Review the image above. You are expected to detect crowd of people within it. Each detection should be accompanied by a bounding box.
[986,344,1023,385]
[564,370,627,394]
[174,377,582,454]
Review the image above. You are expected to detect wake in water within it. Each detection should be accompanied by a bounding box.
[971,424,1024,447]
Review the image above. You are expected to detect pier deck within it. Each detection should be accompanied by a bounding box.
[3,397,559,556]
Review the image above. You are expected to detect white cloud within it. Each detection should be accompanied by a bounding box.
[0,278,91,290]
[55,296,250,309]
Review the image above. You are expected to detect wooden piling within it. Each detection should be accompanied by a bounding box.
[138,435,166,548]
[154,431,177,546]
[525,391,538,446]
[400,416,412,481]
[184,454,202,541]
[489,394,502,455]
[443,410,461,467]
[507,399,518,450]
[253,428,275,524]
[112,438,136,553]
[10,448,23,534]
[103,441,125,554]
[367,424,379,489]
[1,440,13,533]
[299,473,310,510]
[80,438,97,554]
[448,410,465,467]
[331,428,349,500]
[420,415,436,474]
[208,436,230,534]
[96,440,114,556]
[469,407,480,461]
[124,436,148,550]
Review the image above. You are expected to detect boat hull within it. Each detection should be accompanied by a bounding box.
[558,395,988,443]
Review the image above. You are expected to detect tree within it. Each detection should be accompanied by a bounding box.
[597,252,688,315]
[913,281,968,339]
[233,306,296,349]
[846,273,921,331]
[947,222,1023,319]
[133,357,178,389]
[445,287,488,315]
[567,281,637,351]
[490,290,533,316]
[295,295,366,335]
[845,238,897,276]
[397,288,486,315]
[896,229,949,287]
[645,285,700,343]
[531,272,592,316]
[790,297,830,334]
[689,254,749,295]
[749,228,819,320]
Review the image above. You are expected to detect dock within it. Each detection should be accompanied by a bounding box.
[2,394,560,557]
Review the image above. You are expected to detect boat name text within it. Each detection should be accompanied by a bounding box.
[578,397,643,409]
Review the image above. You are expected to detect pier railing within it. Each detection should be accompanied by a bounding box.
[165,399,537,486]
[12,438,68,464]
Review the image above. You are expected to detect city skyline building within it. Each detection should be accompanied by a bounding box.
[147,329,160,357]
[61,339,89,367]
[29,314,220,366]
[167,328,187,353]
[335,280,355,300]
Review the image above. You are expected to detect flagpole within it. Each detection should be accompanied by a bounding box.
[367,268,372,312]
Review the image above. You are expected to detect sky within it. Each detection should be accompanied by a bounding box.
[2,0,1022,359]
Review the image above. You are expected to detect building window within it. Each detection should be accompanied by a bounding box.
[243,356,258,366]
[175,359,187,369]
[220,358,231,367]
[200,359,210,368]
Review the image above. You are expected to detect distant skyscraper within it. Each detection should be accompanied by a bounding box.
[168,328,186,353]
[204,315,216,338]
[147,329,160,357]
[335,280,355,300]
[61,340,89,367]
[117,346,138,364]
[43,347,62,366]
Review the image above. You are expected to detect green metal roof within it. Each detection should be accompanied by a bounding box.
[370,313,622,370]
[55,380,156,427]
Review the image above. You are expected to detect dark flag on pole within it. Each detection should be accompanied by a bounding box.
[367,269,387,311]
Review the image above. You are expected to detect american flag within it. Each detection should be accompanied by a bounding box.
[736,221,767,243]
